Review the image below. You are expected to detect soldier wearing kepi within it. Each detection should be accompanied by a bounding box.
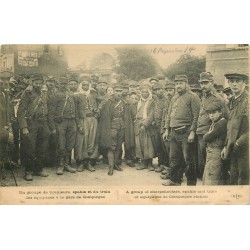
[17,74,51,181]
[196,72,229,179]
[221,73,249,185]
[50,76,78,175]
[97,84,127,175]
[162,75,201,186]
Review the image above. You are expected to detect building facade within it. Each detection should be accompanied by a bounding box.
[0,44,68,78]
[206,44,249,86]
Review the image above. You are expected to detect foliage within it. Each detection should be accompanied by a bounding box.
[164,54,206,84]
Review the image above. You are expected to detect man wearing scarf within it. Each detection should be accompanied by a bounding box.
[74,76,99,172]
[131,81,156,170]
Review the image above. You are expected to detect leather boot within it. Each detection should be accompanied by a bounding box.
[114,150,123,171]
[107,150,114,176]
[85,158,95,172]
[76,160,84,172]
[65,152,76,173]
[24,172,33,181]
[56,157,64,175]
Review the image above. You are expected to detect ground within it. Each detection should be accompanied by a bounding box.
[1,160,202,187]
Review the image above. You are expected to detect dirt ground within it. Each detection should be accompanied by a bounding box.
[1,160,202,187]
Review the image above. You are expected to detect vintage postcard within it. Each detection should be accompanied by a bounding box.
[0,44,249,205]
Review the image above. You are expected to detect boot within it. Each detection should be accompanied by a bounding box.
[107,150,114,176]
[56,157,64,175]
[76,160,84,172]
[85,158,95,172]
[24,172,33,181]
[136,160,147,170]
[89,158,96,167]
[114,150,123,171]
[65,152,76,173]
[147,159,154,171]
[155,165,164,173]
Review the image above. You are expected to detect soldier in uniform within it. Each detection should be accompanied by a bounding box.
[221,73,249,185]
[17,74,51,181]
[196,72,229,179]
[162,75,201,186]
[152,80,168,172]
[74,77,99,171]
[96,77,110,165]
[50,76,78,175]
[97,84,127,175]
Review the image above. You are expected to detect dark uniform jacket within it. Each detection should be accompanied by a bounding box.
[17,89,52,130]
[96,98,134,150]
[225,89,249,155]
[49,91,78,130]
[153,96,168,128]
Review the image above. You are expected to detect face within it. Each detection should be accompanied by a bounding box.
[122,87,129,97]
[200,81,214,93]
[46,80,54,90]
[224,92,234,103]
[41,84,48,94]
[130,94,138,104]
[175,81,187,94]
[81,81,90,91]
[156,88,164,98]
[141,88,149,99]
[68,80,78,92]
[0,78,10,91]
[208,110,222,122]
[228,78,245,95]
[91,81,97,90]
[33,79,44,92]
[165,88,175,97]
[113,89,123,100]
[107,87,114,96]
[60,82,68,91]
[98,82,107,94]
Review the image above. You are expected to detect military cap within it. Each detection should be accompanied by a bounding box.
[90,74,99,82]
[190,83,202,92]
[174,75,188,82]
[113,83,124,91]
[199,72,214,82]
[224,72,248,81]
[165,82,175,90]
[129,89,138,96]
[152,81,165,90]
[129,80,137,87]
[31,74,44,82]
[214,84,224,91]
[149,77,159,83]
[122,80,130,89]
[59,76,68,84]
[46,75,55,82]
[68,76,78,83]
[223,87,233,94]
[205,101,223,113]
[98,77,108,84]
[0,71,13,79]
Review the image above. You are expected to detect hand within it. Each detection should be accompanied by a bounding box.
[188,131,195,143]
[51,129,56,134]
[162,130,169,141]
[221,147,227,160]
[8,132,14,144]
[79,126,84,134]
[22,127,29,135]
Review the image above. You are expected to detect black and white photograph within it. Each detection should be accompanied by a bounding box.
[0,44,249,204]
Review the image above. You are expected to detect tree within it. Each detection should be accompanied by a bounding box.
[164,54,206,84]
[115,47,161,81]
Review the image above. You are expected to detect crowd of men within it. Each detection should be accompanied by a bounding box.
[0,70,249,186]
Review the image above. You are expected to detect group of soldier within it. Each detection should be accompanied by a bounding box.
[0,69,249,186]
